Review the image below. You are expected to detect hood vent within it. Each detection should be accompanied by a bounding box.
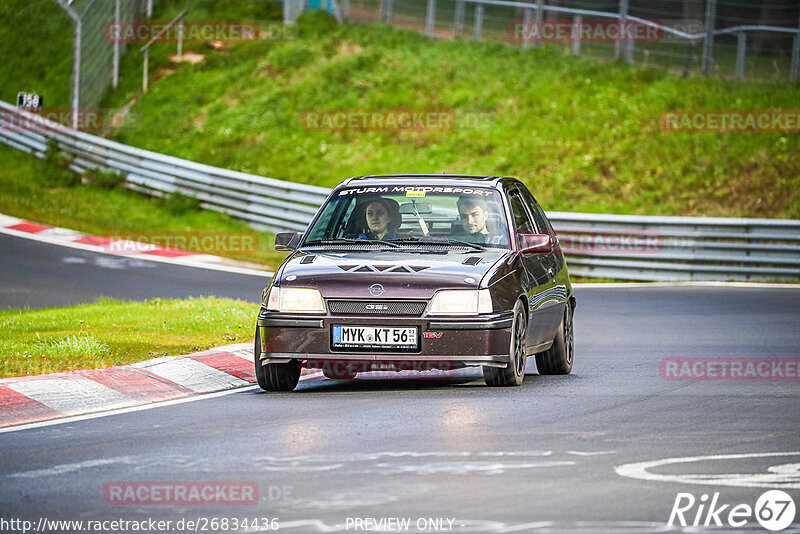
[337,264,431,273]
[463,256,481,266]
[300,255,316,264]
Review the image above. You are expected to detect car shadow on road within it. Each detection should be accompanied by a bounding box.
[252,370,560,394]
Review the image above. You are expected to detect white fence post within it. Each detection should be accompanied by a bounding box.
[380,0,393,24]
[112,0,120,89]
[791,12,800,81]
[473,4,483,41]
[735,31,745,81]
[522,8,532,50]
[702,0,716,76]
[534,0,543,48]
[454,0,464,38]
[425,0,436,38]
[572,15,581,56]
[616,0,629,62]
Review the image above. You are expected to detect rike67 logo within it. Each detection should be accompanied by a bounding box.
[669,490,796,531]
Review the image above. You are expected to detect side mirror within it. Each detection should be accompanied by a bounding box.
[517,232,554,254]
[275,232,301,251]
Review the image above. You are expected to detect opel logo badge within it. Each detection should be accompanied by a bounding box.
[368,284,385,297]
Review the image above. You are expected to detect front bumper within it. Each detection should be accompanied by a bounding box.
[257,308,513,369]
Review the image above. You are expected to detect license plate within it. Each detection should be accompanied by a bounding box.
[332,325,418,349]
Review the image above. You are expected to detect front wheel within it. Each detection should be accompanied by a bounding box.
[483,300,527,387]
[535,301,574,375]
[254,327,301,391]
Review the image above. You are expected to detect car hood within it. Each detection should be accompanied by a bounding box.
[276,249,509,299]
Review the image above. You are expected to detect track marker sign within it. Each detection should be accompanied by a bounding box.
[16,92,43,111]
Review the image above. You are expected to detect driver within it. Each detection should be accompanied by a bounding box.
[456,195,491,243]
[359,197,400,241]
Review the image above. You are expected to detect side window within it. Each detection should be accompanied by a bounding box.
[508,191,535,233]
[518,186,549,233]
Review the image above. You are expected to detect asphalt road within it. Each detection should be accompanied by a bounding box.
[0,233,268,309]
[2,280,799,532]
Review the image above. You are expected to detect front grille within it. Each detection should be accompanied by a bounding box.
[328,300,427,316]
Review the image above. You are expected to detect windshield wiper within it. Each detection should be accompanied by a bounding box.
[305,238,400,248]
[389,237,487,251]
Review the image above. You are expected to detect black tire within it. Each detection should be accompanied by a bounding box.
[254,327,301,391]
[535,301,574,375]
[483,300,527,387]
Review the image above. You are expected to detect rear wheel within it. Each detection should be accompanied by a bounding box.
[484,300,526,387]
[254,327,301,391]
[535,301,574,375]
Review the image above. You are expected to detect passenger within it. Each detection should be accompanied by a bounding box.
[359,197,401,241]
[455,195,491,243]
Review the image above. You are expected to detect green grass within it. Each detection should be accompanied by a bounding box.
[0,143,289,269]
[0,297,259,378]
[106,13,799,219]
[0,1,73,109]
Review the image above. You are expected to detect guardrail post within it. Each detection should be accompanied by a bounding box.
[702,0,716,76]
[380,0,393,24]
[534,0,543,48]
[454,0,464,38]
[425,0,436,38]
[473,4,483,41]
[735,31,745,81]
[572,15,581,56]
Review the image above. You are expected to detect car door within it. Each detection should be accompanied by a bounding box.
[518,186,566,343]
[507,188,552,346]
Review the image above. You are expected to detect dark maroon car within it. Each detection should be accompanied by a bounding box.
[255,175,575,391]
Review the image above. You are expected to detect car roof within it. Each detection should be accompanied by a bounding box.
[342,174,516,188]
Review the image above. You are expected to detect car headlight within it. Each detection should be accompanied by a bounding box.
[428,289,492,315]
[265,286,326,314]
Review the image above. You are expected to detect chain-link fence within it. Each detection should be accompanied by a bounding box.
[298,0,800,83]
[53,0,152,127]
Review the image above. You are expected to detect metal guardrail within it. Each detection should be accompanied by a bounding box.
[0,101,329,233]
[1,100,799,282]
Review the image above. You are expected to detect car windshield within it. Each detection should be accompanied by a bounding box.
[303,185,511,249]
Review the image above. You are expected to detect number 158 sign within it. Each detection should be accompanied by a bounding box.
[17,92,43,111]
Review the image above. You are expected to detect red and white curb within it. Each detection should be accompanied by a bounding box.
[0,343,325,429]
[0,213,271,277]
